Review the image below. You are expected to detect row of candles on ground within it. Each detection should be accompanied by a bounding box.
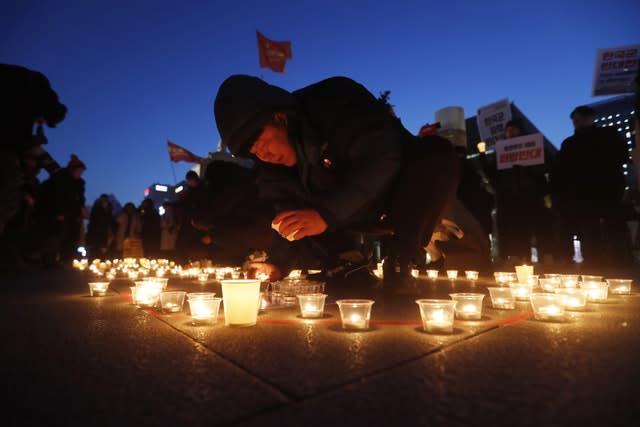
[88,273,633,335]
[74,258,254,282]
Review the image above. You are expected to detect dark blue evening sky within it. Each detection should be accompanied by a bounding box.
[3,0,639,207]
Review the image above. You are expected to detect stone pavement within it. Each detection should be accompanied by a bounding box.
[2,266,640,427]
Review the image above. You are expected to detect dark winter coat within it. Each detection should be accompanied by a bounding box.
[214,75,405,230]
[86,200,114,251]
[35,168,85,227]
[551,125,627,214]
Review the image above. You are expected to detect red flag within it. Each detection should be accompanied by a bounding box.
[167,141,203,164]
[257,30,292,73]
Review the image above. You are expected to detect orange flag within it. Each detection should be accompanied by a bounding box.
[257,30,292,73]
[167,140,203,164]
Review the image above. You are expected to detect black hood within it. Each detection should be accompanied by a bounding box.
[213,74,296,156]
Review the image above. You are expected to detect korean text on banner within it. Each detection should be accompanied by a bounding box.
[495,133,544,170]
[476,98,512,146]
[592,45,640,96]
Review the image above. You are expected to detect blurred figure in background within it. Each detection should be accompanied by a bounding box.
[160,201,179,259]
[34,154,87,267]
[551,105,632,269]
[86,194,115,260]
[114,202,142,258]
[139,198,161,259]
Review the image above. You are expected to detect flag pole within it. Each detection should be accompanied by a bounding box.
[170,161,177,184]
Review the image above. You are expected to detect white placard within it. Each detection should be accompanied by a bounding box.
[592,44,640,96]
[476,98,512,146]
[495,133,544,170]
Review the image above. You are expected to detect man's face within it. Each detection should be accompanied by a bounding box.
[572,114,594,131]
[186,178,198,188]
[249,125,297,166]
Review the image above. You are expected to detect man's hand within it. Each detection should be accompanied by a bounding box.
[246,262,282,281]
[272,209,328,241]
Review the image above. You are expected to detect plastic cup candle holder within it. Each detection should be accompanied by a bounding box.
[449,293,484,320]
[607,279,632,295]
[336,299,375,330]
[515,265,534,285]
[426,270,439,280]
[131,285,161,308]
[554,288,587,310]
[526,275,539,287]
[187,293,221,323]
[465,270,479,281]
[579,282,609,302]
[147,277,168,289]
[88,282,109,297]
[581,275,603,284]
[197,273,209,284]
[221,279,261,327]
[559,274,579,288]
[416,299,456,334]
[159,291,187,313]
[297,293,328,318]
[538,278,558,293]
[494,272,517,286]
[509,282,534,301]
[446,270,458,280]
[411,269,420,279]
[530,293,567,321]
[488,287,515,309]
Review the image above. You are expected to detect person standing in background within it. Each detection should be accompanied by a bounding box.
[551,105,632,270]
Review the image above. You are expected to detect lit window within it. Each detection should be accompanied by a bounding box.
[623,164,628,168]
[632,111,636,115]
[624,119,629,123]
[174,185,184,193]
[594,119,599,123]
[608,115,613,119]
[626,126,631,130]
[628,141,633,145]
[616,113,620,117]
[623,171,628,175]
[625,186,630,190]
[600,117,606,121]
[154,184,168,192]
[158,206,166,216]
[627,132,632,138]
[618,128,622,131]
[609,123,614,126]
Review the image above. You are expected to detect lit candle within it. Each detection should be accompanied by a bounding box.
[198,273,209,284]
[88,282,109,297]
[515,265,533,284]
[450,293,484,320]
[187,293,221,322]
[607,279,632,295]
[530,293,567,320]
[336,299,374,330]
[416,299,456,334]
[465,270,479,281]
[411,269,420,278]
[446,270,458,280]
[297,293,327,318]
[538,305,562,316]
[221,280,261,326]
[426,270,439,280]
